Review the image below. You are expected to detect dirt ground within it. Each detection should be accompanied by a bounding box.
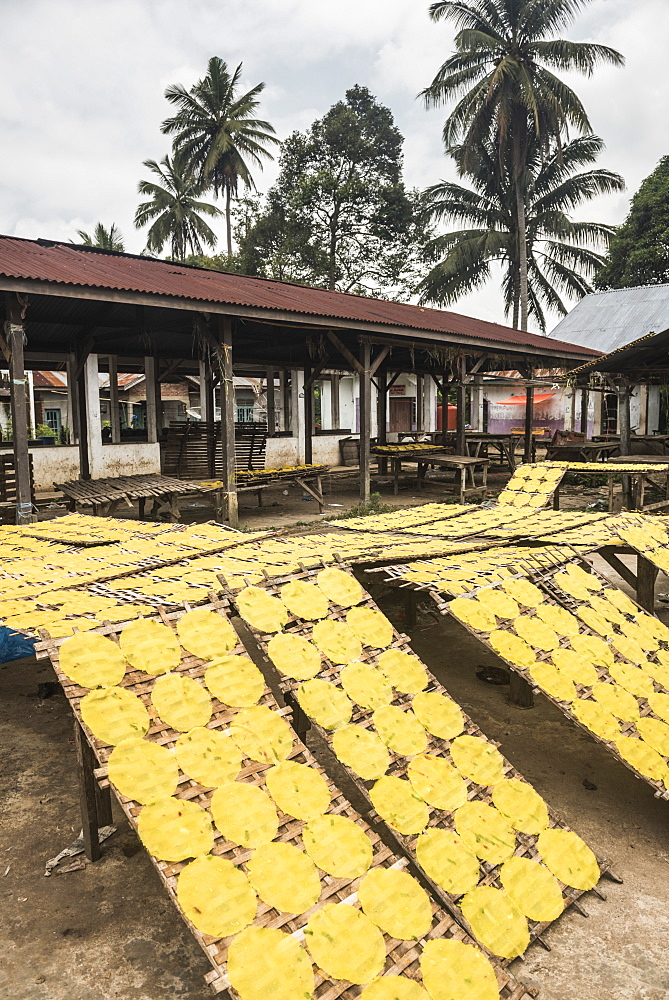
[3,470,669,1000]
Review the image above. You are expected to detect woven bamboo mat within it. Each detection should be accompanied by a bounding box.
[33,599,533,1000]
[221,566,609,961]
[438,564,669,802]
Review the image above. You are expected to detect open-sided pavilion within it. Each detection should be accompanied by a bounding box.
[0,235,598,524]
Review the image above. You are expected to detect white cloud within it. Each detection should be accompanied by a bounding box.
[0,0,667,331]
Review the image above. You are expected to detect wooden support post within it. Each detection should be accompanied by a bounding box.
[637,554,658,614]
[108,355,121,444]
[76,359,90,479]
[404,589,417,628]
[266,368,275,435]
[359,341,371,502]
[144,356,158,444]
[303,367,313,464]
[330,373,340,430]
[523,373,534,464]
[66,352,79,446]
[279,370,289,431]
[202,356,215,476]
[218,317,238,527]
[376,372,387,445]
[618,382,632,507]
[4,294,33,523]
[509,673,535,709]
[456,358,466,456]
[73,719,101,862]
[416,375,424,432]
[580,385,589,435]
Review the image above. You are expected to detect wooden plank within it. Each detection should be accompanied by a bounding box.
[265,368,275,435]
[330,373,340,429]
[303,366,313,465]
[5,294,33,523]
[144,356,158,444]
[359,340,371,502]
[523,375,534,464]
[456,358,466,456]
[108,354,121,445]
[219,317,238,527]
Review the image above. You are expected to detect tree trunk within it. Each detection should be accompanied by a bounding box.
[516,175,529,332]
[512,276,520,330]
[226,187,233,257]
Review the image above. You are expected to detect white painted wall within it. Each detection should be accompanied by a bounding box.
[30,446,80,489]
[265,433,352,468]
[99,442,161,477]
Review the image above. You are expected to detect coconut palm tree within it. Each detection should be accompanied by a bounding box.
[419,133,625,332]
[75,222,124,251]
[162,57,279,255]
[422,0,624,329]
[134,154,222,261]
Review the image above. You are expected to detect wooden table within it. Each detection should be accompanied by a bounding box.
[551,463,669,512]
[545,440,620,462]
[199,468,329,515]
[592,434,669,456]
[405,454,489,503]
[373,448,448,494]
[55,474,201,520]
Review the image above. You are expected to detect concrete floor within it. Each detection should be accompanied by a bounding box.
[2,568,669,1000]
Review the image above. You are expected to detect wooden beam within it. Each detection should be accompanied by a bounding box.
[218,317,238,527]
[369,345,390,377]
[618,382,632,506]
[303,360,328,390]
[579,385,588,434]
[108,355,121,444]
[303,366,313,464]
[637,554,658,614]
[386,371,402,392]
[5,293,33,522]
[76,356,90,479]
[144,356,158,444]
[523,371,534,464]
[279,370,289,431]
[416,375,424,432]
[66,351,79,445]
[359,341,371,502]
[266,368,275,435]
[456,358,466,455]
[327,330,364,375]
[158,358,186,382]
[469,354,490,376]
[330,373,340,429]
[376,371,387,445]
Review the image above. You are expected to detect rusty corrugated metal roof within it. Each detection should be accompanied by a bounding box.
[32,370,67,388]
[0,236,598,358]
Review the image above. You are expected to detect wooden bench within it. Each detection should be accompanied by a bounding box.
[406,454,489,503]
[54,474,201,521]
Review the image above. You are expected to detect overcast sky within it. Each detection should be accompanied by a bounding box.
[2,0,668,331]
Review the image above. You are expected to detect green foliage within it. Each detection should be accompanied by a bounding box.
[237,86,432,297]
[162,57,279,254]
[35,423,56,438]
[74,222,124,251]
[422,0,624,328]
[420,133,624,331]
[332,492,394,519]
[134,154,221,261]
[595,156,669,288]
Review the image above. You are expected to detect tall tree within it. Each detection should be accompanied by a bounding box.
[75,222,124,251]
[134,154,221,261]
[162,57,278,255]
[239,86,430,296]
[422,0,624,329]
[595,156,669,288]
[420,134,624,331]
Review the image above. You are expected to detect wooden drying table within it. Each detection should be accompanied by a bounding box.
[371,447,448,494]
[550,463,669,512]
[545,440,619,462]
[407,454,489,503]
[54,474,201,520]
[201,467,329,514]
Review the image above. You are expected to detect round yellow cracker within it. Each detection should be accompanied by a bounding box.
[266,632,321,680]
[636,716,669,756]
[108,737,178,803]
[265,760,330,820]
[151,673,212,732]
[420,938,500,1000]
[570,632,613,667]
[572,697,621,740]
[278,578,329,621]
[346,606,394,648]
[648,692,669,722]
[488,630,535,670]
[529,662,577,703]
[373,705,427,756]
[500,577,544,607]
[454,801,515,864]
[177,854,257,937]
[407,753,468,811]
[305,903,385,985]
[614,736,669,780]
[449,597,497,632]
[535,603,581,636]
[119,618,181,674]
[450,735,505,786]
[174,726,242,787]
[591,681,640,722]
[370,775,430,835]
[229,705,294,764]
[492,777,549,834]
[227,927,314,1000]
[550,648,598,687]
[236,586,289,633]
[358,867,432,940]
[211,781,279,847]
[537,828,599,890]
[245,841,321,914]
[411,691,464,740]
[377,648,428,693]
[297,678,353,730]
[312,619,362,663]
[203,654,265,708]
[176,607,238,660]
[514,616,560,651]
[500,856,563,922]
[332,725,390,780]
[316,566,363,607]
[609,661,654,699]
[80,685,150,745]
[302,813,372,878]
[360,977,429,1000]
[59,632,126,688]
[415,828,479,896]
[340,661,393,710]
[137,796,214,862]
[460,885,529,959]
[476,588,520,620]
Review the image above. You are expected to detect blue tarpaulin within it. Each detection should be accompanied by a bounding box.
[0,625,37,662]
